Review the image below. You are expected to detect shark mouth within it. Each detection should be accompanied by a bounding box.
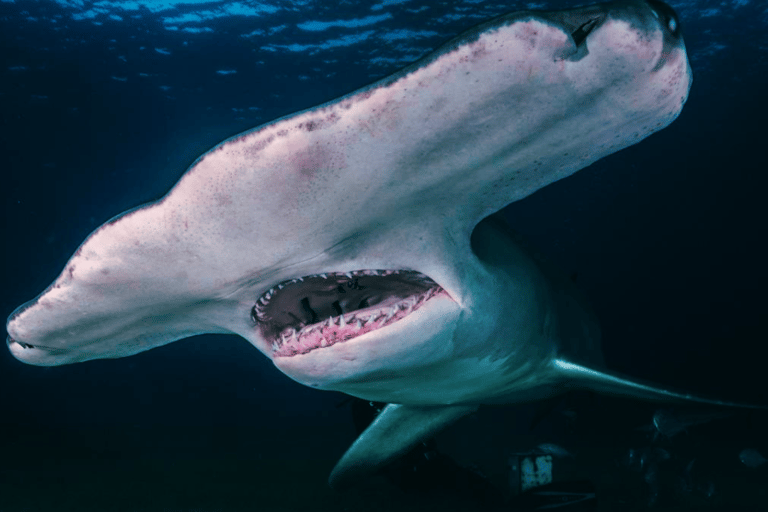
[252,270,447,357]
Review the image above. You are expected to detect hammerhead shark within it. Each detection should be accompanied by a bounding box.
[6,0,750,488]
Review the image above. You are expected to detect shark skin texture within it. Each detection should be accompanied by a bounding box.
[6,0,759,488]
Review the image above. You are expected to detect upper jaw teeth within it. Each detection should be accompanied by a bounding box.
[252,269,417,323]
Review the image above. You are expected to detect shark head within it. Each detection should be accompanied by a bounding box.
[8,1,689,406]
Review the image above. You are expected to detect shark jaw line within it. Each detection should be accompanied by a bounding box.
[252,269,449,357]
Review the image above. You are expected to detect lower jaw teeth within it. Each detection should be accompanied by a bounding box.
[272,287,441,353]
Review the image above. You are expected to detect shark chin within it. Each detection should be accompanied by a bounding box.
[271,288,463,396]
[5,0,763,492]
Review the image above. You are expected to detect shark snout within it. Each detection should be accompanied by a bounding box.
[7,334,71,366]
[6,301,73,366]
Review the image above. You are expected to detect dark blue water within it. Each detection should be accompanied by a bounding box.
[2,0,766,510]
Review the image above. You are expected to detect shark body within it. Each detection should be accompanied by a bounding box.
[7,0,752,488]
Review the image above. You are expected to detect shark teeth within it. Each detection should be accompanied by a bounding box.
[252,268,412,317]
[270,286,443,356]
[251,303,268,323]
[252,268,447,356]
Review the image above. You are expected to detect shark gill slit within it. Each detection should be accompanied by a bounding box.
[251,270,448,356]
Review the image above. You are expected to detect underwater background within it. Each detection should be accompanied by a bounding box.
[1,0,766,510]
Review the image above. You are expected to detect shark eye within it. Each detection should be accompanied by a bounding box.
[252,270,446,356]
[647,0,681,37]
[666,16,677,34]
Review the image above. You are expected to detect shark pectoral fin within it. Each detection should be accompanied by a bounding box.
[554,359,767,408]
[328,402,477,490]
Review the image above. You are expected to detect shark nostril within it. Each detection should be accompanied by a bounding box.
[571,17,600,46]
